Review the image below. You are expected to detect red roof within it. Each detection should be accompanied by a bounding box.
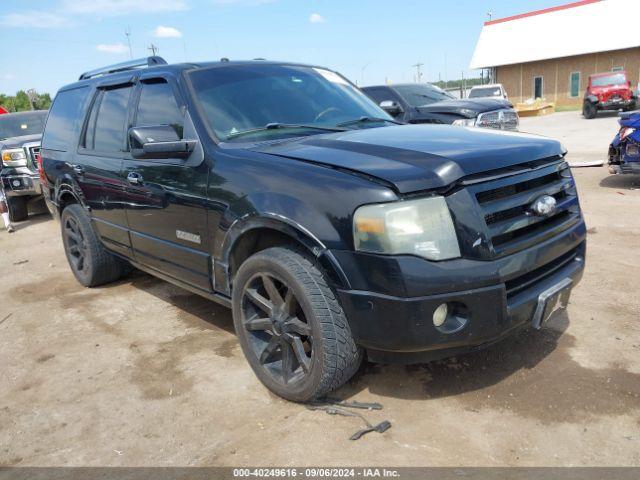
[485,0,602,26]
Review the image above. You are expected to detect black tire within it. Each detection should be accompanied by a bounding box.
[61,204,125,287]
[7,196,28,222]
[583,101,597,119]
[232,247,362,402]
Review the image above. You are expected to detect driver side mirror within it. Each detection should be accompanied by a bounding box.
[129,125,197,160]
[379,100,404,116]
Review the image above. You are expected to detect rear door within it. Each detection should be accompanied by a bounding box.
[75,82,134,257]
[121,76,211,291]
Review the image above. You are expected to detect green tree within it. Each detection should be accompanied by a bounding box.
[0,90,52,112]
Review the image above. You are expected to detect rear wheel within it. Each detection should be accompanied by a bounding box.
[61,204,126,287]
[583,101,597,119]
[7,196,28,222]
[232,247,362,402]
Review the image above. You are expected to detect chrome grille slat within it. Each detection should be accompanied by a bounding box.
[493,213,581,257]
[489,196,579,237]
[476,108,519,131]
[481,178,572,216]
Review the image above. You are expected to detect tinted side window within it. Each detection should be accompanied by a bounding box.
[42,86,90,151]
[92,86,132,152]
[135,81,183,138]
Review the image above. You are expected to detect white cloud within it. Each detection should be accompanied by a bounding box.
[309,13,325,24]
[2,74,15,80]
[153,25,182,38]
[0,11,72,28]
[63,0,188,16]
[97,43,129,54]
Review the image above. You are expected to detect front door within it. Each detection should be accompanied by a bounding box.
[75,84,133,257]
[534,76,544,99]
[121,77,211,291]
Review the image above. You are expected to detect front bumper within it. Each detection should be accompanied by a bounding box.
[332,220,586,363]
[598,98,635,110]
[2,173,41,197]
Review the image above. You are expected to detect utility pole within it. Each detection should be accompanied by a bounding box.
[125,26,133,59]
[412,62,424,83]
[487,11,493,21]
[360,61,372,86]
[444,52,448,89]
[148,44,158,56]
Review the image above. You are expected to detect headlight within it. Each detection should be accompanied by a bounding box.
[353,196,460,260]
[1,148,27,167]
[452,118,476,127]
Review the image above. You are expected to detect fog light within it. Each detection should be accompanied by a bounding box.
[433,303,448,327]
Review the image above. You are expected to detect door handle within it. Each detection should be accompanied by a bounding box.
[72,165,84,175]
[127,172,143,185]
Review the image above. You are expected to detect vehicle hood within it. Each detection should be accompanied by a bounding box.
[251,124,565,193]
[0,133,42,149]
[415,98,513,118]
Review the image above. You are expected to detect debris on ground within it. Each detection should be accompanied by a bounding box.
[306,399,391,440]
[310,397,383,410]
[12,260,28,265]
[0,313,11,326]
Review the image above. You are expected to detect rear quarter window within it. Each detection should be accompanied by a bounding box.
[42,86,90,151]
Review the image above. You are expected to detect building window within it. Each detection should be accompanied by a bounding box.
[533,76,544,99]
[570,72,581,98]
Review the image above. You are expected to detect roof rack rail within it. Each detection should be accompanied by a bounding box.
[79,56,168,80]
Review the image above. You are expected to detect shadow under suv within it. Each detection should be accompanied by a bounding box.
[41,57,586,401]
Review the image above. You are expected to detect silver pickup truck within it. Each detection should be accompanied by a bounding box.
[0,110,47,221]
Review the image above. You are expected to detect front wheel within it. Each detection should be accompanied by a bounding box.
[7,196,28,222]
[583,101,597,119]
[232,247,362,402]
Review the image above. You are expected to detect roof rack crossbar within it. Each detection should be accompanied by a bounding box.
[79,56,167,80]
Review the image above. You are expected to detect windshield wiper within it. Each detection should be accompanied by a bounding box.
[336,116,404,128]
[225,123,347,140]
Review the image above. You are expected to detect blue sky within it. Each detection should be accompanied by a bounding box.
[1,0,561,95]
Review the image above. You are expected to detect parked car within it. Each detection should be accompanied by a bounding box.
[362,83,519,130]
[41,57,585,401]
[583,71,636,119]
[607,110,640,174]
[468,83,508,100]
[0,110,47,221]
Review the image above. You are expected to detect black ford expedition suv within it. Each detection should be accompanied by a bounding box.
[41,57,585,401]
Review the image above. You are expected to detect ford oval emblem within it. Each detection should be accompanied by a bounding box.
[531,195,557,217]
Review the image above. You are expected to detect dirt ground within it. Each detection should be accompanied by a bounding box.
[1,111,639,467]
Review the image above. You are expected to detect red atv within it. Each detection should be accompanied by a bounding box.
[583,71,636,119]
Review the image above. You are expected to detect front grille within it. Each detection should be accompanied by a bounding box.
[23,143,41,172]
[476,108,519,131]
[468,159,581,258]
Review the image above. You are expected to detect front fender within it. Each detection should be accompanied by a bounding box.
[217,192,346,260]
[585,95,598,105]
[213,192,351,295]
